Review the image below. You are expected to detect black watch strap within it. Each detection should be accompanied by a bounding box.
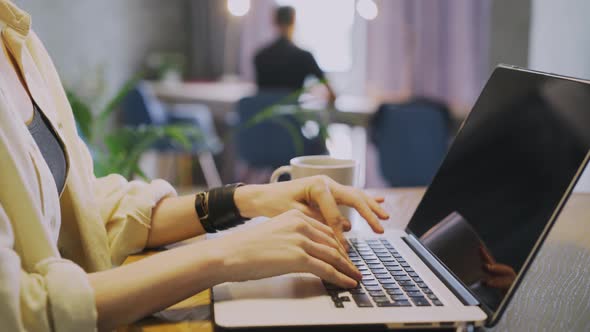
[195,183,246,233]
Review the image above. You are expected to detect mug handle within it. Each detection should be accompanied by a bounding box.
[270,166,292,183]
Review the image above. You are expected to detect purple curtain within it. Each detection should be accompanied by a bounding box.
[366,0,491,116]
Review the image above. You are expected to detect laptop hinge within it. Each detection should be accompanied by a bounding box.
[403,234,479,306]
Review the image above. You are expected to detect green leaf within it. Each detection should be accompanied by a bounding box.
[66,90,94,141]
[98,71,144,126]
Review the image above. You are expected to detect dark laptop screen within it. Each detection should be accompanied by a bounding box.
[407,67,590,313]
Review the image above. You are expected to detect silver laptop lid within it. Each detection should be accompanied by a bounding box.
[405,65,590,326]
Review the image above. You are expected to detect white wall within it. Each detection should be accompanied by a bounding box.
[528,0,590,192]
[13,0,187,103]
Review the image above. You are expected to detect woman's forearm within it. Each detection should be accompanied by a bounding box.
[147,195,205,248]
[88,240,227,331]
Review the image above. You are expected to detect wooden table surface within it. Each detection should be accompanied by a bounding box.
[119,188,590,331]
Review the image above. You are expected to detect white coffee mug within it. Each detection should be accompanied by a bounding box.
[270,155,358,186]
[270,155,359,218]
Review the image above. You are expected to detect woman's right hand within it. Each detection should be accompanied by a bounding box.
[210,210,362,288]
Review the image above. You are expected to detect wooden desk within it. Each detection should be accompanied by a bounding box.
[120,188,590,331]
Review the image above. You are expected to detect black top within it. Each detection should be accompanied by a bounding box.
[254,37,325,91]
[27,104,67,194]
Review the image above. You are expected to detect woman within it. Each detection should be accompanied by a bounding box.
[0,1,389,331]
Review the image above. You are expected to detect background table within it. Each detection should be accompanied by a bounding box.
[119,188,590,331]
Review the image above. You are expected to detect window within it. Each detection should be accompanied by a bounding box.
[275,0,355,72]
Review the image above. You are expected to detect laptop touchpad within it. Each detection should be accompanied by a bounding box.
[214,274,325,301]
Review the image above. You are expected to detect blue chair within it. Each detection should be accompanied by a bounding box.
[121,82,223,187]
[370,98,451,187]
[235,91,327,171]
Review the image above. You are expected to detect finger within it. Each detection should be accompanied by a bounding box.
[302,240,362,281]
[331,185,384,233]
[298,204,351,239]
[295,203,325,223]
[304,256,358,288]
[485,276,514,290]
[307,182,349,246]
[374,197,385,203]
[298,221,348,259]
[484,263,515,276]
[479,246,496,264]
[360,191,389,220]
[299,214,350,256]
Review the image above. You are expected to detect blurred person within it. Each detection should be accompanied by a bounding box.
[254,6,337,103]
[0,1,389,330]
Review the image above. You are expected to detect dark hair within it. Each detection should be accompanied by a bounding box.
[275,6,295,27]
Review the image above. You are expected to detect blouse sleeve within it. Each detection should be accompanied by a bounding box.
[77,138,177,265]
[0,203,97,332]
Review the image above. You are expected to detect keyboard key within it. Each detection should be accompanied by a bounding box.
[407,291,424,298]
[397,280,414,286]
[379,279,396,284]
[361,270,372,276]
[384,262,401,268]
[373,296,390,303]
[362,280,379,286]
[412,277,423,283]
[400,262,410,267]
[403,267,414,272]
[390,270,406,276]
[386,288,404,295]
[334,301,344,308]
[393,300,412,307]
[408,272,419,277]
[349,288,366,294]
[376,302,397,307]
[422,288,433,294]
[376,253,391,258]
[371,268,388,274]
[395,275,412,281]
[358,266,369,271]
[417,282,429,288]
[362,276,375,282]
[352,294,374,307]
[365,285,382,291]
[386,266,403,272]
[411,297,431,306]
[401,285,420,292]
[373,249,389,254]
[375,273,391,279]
[433,300,443,306]
[340,296,351,302]
[324,283,344,291]
[368,264,383,269]
[380,257,396,262]
[382,283,399,289]
[426,294,438,300]
[365,259,380,264]
[390,294,408,301]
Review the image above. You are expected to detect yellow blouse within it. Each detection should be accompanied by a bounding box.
[0,1,176,331]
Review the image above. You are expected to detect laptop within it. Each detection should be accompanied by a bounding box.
[212,65,590,330]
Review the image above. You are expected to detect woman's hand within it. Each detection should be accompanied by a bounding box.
[234,176,389,245]
[211,209,362,288]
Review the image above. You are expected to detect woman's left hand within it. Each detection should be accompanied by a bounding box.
[234,176,390,245]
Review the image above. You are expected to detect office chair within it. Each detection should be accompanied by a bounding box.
[235,91,327,172]
[370,98,451,187]
[121,82,223,187]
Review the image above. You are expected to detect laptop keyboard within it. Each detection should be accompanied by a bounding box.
[323,238,443,308]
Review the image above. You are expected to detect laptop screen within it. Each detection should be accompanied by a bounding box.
[406,67,590,314]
